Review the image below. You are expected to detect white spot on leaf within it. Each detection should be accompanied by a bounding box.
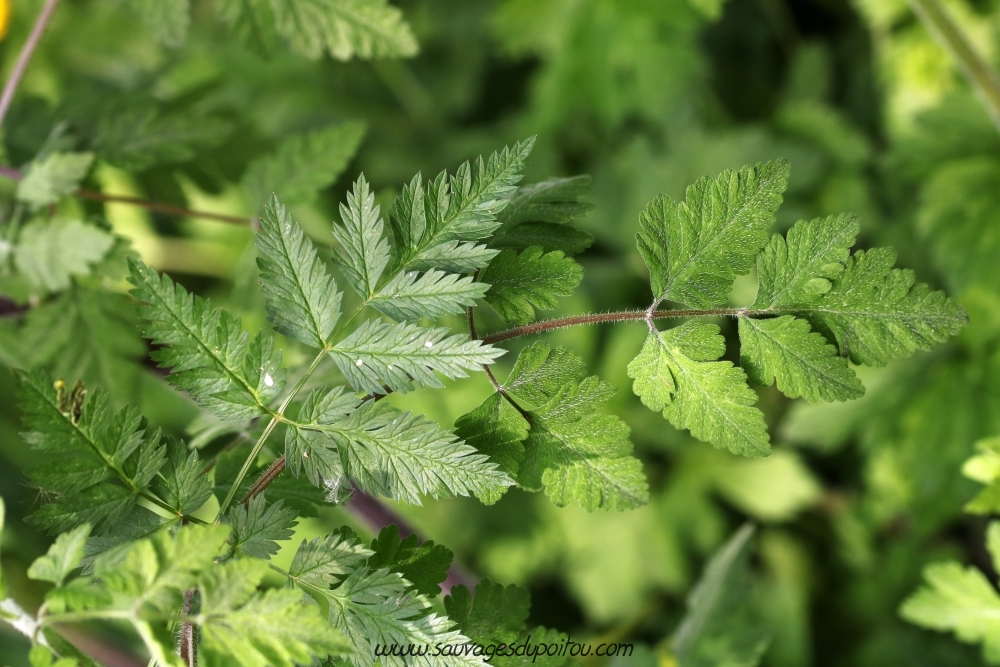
[263,373,274,387]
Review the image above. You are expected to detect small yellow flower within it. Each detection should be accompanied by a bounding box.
[0,0,10,41]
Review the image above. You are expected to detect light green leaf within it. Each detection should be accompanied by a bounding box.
[286,387,356,487]
[28,524,92,586]
[629,321,770,457]
[371,269,488,322]
[480,246,583,325]
[901,557,1000,664]
[199,558,351,667]
[738,315,863,402]
[506,342,648,511]
[333,175,391,298]
[795,248,968,366]
[636,160,789,308]
[243,122,366,211]
[328,319,502,395]
[125,0,190,47]
[752,214,859,309]
[93,104,231,171]
[226,494,298,560]
[17,152,94,207]
[15,219,114,293]
[129,258,285,420]
[257,197,342,348]
[671,524,770,667]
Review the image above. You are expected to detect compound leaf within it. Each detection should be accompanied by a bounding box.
[490,175,595,254]
[453,392,529,495]
[289,531,372,585]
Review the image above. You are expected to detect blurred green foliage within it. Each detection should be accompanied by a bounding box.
[2,0,1000,665]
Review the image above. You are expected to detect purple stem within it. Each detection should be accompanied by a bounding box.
[0,0,61,127]
[347,490,478,593]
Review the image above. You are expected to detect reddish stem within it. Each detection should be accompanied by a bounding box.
[0,0,61,126]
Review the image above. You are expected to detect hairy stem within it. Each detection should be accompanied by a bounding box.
[0,0,60,127]
[240,455,286,504]
[179,590,196,667]
[481,308,770,345]
[909,0,1000,133]
[0,166,252,225]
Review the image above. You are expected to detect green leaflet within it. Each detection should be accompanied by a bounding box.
[371,269,488,322]
[257,197,342,348]
[753,214,859,309]
[124,0,190,47]
[226,494,298,560]
[328,319,502,395]
[671,524,771,667]
[480,246,583,325]
[305,398,515,504]
[963,437,1000,515]
[901,524,1000,665]
[367,524,453,597]
[325,566,481,667]
[629,321,770,457]
[289,530,372,584]
[332,176,391,298]
[92,104,232,171]
[390,139,534,273]
[444,579,531,645]
[637,159,788,308]
[490,175,595,254]
[453,392,529,488]
[285,387,356,487]
[218,0,417,61]
[0,283,145,402]
[199,559,351,667]
[28,524,91,587]
[16,152,94,208]
[128,258,285,421]
[738,316,863,402]
[243,122,366,211]
[795,248,968,366]
[153,439,213,515]
[16,371,165,533]
[504,342,649,511]
[14,219,114,293]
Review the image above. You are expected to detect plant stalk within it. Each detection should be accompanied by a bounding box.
[481,308,770,345]
[0,166,251,225]
[909,0,1000,133]
[0,0,60,127]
